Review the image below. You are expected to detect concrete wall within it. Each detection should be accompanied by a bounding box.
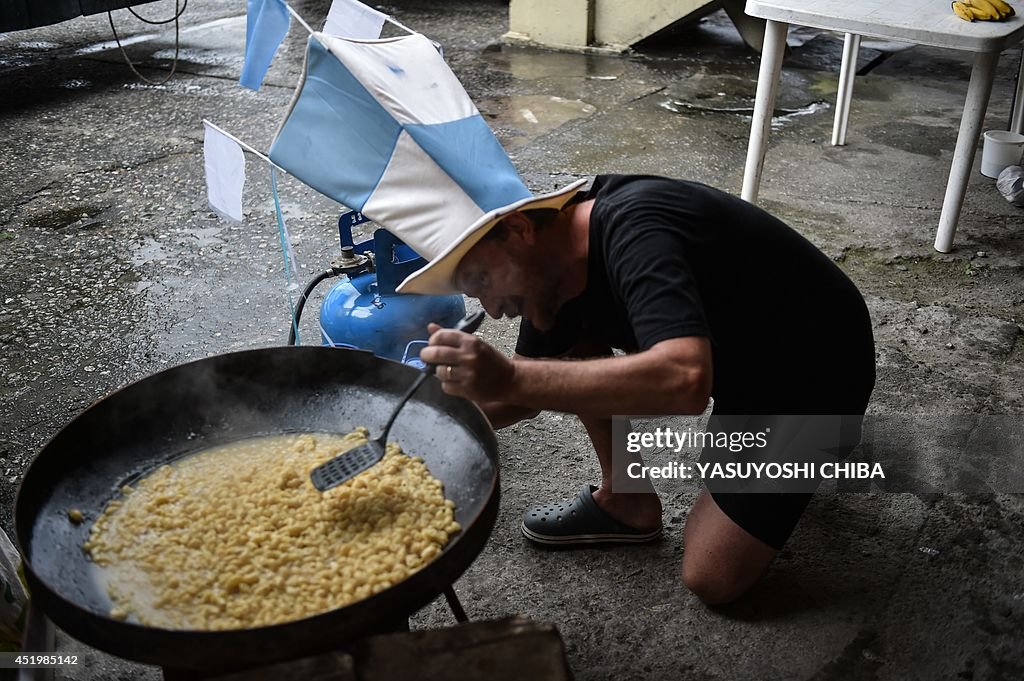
[507,0,719,51]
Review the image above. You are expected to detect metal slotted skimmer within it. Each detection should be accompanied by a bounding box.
[310,310,486,491]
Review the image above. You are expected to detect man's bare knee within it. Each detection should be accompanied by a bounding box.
[680,491,779,605]
[681,555,749,605]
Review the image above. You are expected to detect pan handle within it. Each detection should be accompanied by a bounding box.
[423,310,486,377]
[379,311,486,443]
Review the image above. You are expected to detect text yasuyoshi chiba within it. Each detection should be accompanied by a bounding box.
[626,460,885,481]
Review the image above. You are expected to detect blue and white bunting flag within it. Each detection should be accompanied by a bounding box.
[202,121,246,222]
[324,0,387,40]
[240,0,291,90]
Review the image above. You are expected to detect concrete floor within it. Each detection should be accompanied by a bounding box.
[1,1,1023,679]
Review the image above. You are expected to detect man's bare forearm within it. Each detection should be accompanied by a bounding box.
[477,401,540,429]
[503,337,712,417]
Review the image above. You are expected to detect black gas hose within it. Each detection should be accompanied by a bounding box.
[287,269,341,346]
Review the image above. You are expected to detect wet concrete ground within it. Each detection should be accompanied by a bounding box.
[2,1,1023,679]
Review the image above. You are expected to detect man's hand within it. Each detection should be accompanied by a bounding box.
[421,322,516,401]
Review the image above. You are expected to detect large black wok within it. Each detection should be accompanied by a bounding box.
[15,347,499,672]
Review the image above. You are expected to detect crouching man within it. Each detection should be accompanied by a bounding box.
[420,175,875,604]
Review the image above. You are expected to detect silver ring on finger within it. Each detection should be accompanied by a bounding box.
[446,365,454,380]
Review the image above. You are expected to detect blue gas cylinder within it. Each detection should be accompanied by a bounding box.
[320,215,465,367]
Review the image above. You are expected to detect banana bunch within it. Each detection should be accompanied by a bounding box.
[951,0,1015,21]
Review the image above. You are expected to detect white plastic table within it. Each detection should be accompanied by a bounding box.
[741,0,1024,252]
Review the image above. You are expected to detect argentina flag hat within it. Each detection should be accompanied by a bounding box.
[268,31,586,295]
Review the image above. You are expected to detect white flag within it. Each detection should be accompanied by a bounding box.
[324,0,386,40]
[203,121,246,222]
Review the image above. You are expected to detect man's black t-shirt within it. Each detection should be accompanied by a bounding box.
[514,175,874,411]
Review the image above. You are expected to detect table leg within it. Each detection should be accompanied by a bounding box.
[831,33,861,146]
[741,19,788,204]
[1010,50,1023,134]
[934,50,999,253]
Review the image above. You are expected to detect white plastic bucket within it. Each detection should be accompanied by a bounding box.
[981,130,1024,179]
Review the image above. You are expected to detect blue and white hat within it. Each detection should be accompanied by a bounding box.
[268,32,586,295]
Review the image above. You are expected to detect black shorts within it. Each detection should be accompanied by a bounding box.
[706,320,876,550]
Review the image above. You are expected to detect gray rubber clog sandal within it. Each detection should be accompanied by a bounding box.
[520,485,663,545]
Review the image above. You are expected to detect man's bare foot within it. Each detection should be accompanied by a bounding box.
[592,487,662,531]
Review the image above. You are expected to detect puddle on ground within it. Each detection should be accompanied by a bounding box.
[658,96,829,129]
[131,237,177,268]
[66,15,246,65]
[150,48,229,66]
[16,41,61,50]
[768,100,830,128]
[655,66,830,128]
[22,204,111,231]
[478,94,597,148]
[482,44,625,81]
[75,32,162,56]
[188,227,225,248]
